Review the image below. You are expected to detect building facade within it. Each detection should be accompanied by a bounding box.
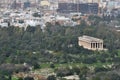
[57,3,98,14]
[78,35,104,50]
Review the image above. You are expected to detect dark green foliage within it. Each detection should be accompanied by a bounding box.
[0,22,119,66]
[109,73,120,80]
[0,16,119,79]
[18,77,23,80]
[112,57,120,63]
[24,76,34,80]
[56,68,73,77]
[92,76,101,80]
[47,75,56,80]
[72,67,80,75]
[0,63,30,80]
[50,63,55,68]
[94,67,109,73]
[33,62,41,69]
[91,72,120,80]
[82,57,97,64]
[80,77,87,80]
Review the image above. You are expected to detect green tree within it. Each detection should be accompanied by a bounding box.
[47,75,56,80]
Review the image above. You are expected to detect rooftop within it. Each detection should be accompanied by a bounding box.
[78,35,103,43]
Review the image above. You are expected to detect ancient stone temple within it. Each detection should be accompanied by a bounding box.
[78,35,104,50]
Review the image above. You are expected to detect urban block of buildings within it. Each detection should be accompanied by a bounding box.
[57,3,98,14]
[78,35,104,51]
[0,0,119,30]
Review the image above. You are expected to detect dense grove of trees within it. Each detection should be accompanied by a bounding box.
[0,20,119,63]
[0,15,120,79]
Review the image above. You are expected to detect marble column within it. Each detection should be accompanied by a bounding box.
[91,43,92,48]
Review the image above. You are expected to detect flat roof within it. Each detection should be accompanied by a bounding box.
[78,35,103,43]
